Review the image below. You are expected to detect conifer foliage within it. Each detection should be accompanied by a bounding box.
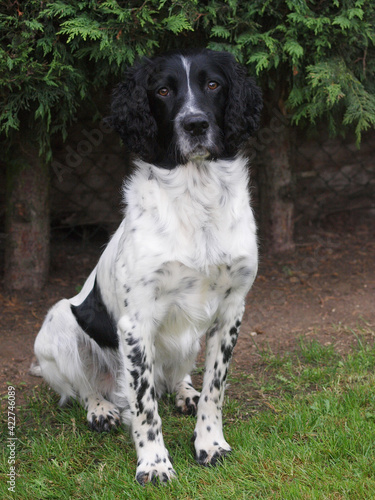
[199,1,375,144]
[0,0,197,159]
[1,0,375,154]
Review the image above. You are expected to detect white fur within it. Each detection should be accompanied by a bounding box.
[34,155,257,483]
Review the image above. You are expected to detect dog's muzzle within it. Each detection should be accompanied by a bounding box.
[177,112,214,161]
[182,113,209,137]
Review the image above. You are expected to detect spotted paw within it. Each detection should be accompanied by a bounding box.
[87,402,121,432]
[195,443,231,466]
[176,394,200,416]
[135,458,176,486]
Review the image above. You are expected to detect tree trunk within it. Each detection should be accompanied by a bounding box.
[257,109,295,254]
[5,142,50,291]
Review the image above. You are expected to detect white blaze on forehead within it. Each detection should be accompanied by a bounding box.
[180,56,197,113]
[176,55,215,159]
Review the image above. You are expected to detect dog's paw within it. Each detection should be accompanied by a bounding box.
[135,456,176,486]
[176,394,200,416]
[195,440,231,467]
[87,401,121,432]
[29,358,42,377]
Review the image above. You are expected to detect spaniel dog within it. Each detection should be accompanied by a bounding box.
[33,49,262,485]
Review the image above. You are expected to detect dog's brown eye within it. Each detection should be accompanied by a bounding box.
[208,81,219,90]
[157,87,169,96]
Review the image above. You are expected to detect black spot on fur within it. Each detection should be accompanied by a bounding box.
[147,429,156,441]
[128,345,144,366]
[126,335,138,346]
[221,342,233,364]
[135,470,148,485]
[130,370,139,390]
[229,326,238,336]
[137,378,150,413]
[213,378,221,390]
[207,326,217,338]
[71,277,118,348]
[197,450,208,463]
[146,409,154,425]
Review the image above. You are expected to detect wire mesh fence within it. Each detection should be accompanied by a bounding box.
[49,120,127,236]
[1,121,373,243]
[48,122,375,240]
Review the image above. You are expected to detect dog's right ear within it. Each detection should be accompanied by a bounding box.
[109,61,158,161]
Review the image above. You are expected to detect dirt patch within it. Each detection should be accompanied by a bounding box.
[235,214,375,370]
[1,214,374,407]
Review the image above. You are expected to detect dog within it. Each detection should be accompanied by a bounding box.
[32,48,262,485]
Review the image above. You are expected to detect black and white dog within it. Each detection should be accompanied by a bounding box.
[33,49,262,485]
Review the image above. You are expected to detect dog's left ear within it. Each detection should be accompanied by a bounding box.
[224,59,263,155]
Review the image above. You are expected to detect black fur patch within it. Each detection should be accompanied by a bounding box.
[71,277,118,348]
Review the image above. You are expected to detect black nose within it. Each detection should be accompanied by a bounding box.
[182,114,209,136]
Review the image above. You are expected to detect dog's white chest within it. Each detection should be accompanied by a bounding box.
[123,157,257,269]
[153,260,238,325]
[150,257,255,372]
[102,156,258,333]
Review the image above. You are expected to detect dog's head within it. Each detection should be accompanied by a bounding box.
[110,49,262,168]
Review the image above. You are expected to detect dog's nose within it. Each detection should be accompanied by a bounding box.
[183,114,209,137]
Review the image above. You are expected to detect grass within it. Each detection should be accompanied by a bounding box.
[2,326,375,499]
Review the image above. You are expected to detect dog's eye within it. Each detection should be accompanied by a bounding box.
[157,87,169,97]
[207,81,219,90]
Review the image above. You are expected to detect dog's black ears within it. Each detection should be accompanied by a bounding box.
[109,62,158,161]
[224,58,263,155]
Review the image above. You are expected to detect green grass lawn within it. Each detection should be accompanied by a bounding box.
[2,326,375,499]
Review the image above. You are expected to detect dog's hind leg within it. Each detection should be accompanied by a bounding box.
[34,299,121,431]
[34,299,86,406]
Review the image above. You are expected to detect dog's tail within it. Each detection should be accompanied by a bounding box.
[29,357,42,377]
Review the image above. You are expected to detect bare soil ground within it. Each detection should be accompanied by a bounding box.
[1,212,374,407]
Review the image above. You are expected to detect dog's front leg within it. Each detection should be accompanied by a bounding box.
[193,299,245,466]
[117,316,175,485]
